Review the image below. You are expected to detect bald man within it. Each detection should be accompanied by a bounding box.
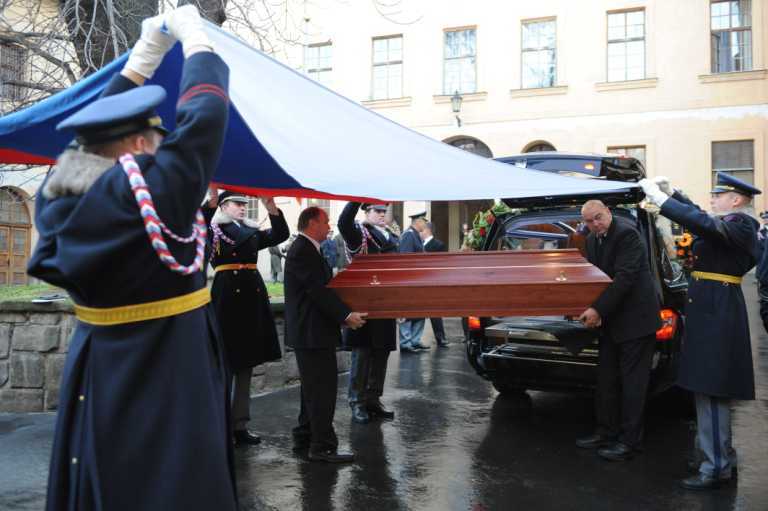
[576,200,661,461]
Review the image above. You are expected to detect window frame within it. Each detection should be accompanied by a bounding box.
[607,144,647,169]
[371,34,404,100]
[442,26,478,95]
[520,17,558,89]
[711,139,755,186]
[606,8,646,82]
[305,42,333,86]
[0,43,28,102]
[710,0,753,73]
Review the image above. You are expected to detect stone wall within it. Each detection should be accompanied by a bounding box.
[0,300,346,413]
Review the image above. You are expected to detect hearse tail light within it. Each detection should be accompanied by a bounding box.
[468,316,482,331]
[656,309,678,341]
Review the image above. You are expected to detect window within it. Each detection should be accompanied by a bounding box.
[493,217,584,252]
[443,28,476,94]
[447,137,492,158]
[711,0,752,73]
[246,198,259,220]
[524,141,556,153]
[608,145,646,168]
[607,10,645,82]
[712,140,754,185]
[372,36,403,100]
[521,19,556,89]
[0,188,30,225]
[0,43,27,101]
[305,43,332,86]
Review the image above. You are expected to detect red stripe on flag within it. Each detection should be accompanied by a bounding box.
[0,148,56,165]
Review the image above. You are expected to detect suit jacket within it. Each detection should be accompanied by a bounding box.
[285,235,351,350]
[585,216,661,343]
[424,237,447,253]
[399,227,424,253]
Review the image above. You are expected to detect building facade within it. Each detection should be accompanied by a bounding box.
[1,0,766,281]
[288,0,767,249]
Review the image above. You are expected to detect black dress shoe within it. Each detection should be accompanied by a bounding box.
[411,343,430,350]
[233,430,262,446]
[350,404,370,424]
[436,340,450,348]
[400,344,417,353]
[308,449,355,463]
[597,442,635,461]
[680,473,730,490]
[687,459,738,477]
[367,400,395,420]
[575,433,615,449]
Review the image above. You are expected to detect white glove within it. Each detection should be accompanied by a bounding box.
[166,5,212,57]
[125,14,177,79]
[639,178,669,207]
[653,176,674,196]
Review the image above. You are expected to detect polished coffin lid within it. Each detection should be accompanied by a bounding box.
[328,249,611,318]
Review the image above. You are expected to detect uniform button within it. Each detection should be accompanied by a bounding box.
[233,270,238,275]
[233,252,237,256]
[79,395,85,402]
[688,298,693,303]
[72,457,78,465]
[236,289,240,293]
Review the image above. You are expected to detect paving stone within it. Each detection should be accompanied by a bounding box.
[10,352,44,388]
[0,312,27,324]
[0,360,8,387]
[12,325,60,352]
[0,388,44,412]
[0,324,10,359]
[29,313,62,325]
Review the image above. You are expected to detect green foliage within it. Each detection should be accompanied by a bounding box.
[464,202,521,250]
[0,284,63,302]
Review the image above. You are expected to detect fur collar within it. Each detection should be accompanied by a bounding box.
[43,149,116,199]
[212,209,261,228]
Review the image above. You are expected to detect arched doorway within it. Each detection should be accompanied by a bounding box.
[523,141,556,153]
[445,136,493,158]
[434,136,495,249]
[0,187,32,285]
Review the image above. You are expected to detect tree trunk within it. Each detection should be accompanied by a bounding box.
[60,0,227,78]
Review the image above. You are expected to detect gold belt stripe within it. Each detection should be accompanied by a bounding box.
[74,287,211,326]
[214,263,258,273]
[691,271,743,285]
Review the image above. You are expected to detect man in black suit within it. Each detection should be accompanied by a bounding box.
[421,222,449,348]
[285,206,367,463]
[576,200,661,461]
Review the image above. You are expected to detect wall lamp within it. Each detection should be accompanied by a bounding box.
[450,90,463,128]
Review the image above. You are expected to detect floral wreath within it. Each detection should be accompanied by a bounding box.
[464,202,520,250]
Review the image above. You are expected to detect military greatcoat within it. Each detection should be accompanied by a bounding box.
[28,53,237,510]
[660,192,757,400]
[337,201,399,351]
[205,207,289,370]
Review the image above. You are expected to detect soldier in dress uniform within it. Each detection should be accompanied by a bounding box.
[640,172,759,490]
[27,7,238,510]
[204,189,290,445]
[338,202,399,424]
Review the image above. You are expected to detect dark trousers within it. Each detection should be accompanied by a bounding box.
[293,349,338,453]
[348,347,390,405]
[430,317,446,342]
[595,334,656,448]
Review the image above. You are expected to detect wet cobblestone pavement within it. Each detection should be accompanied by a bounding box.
[2,279,767,510]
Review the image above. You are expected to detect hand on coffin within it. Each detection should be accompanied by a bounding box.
[578,307,602,329]
[638,179,669,207]
[124,13,177,81]
[653,176,674,196]
[166,5,213,57]
[345,312,368,330]
[259,196,279,215]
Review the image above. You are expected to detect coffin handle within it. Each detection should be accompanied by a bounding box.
[555,271,567,282]
[370,275,381,285]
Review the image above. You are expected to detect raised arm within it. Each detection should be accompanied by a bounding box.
[338,202,363,253]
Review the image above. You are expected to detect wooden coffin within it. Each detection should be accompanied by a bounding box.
[327,249,611,318]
